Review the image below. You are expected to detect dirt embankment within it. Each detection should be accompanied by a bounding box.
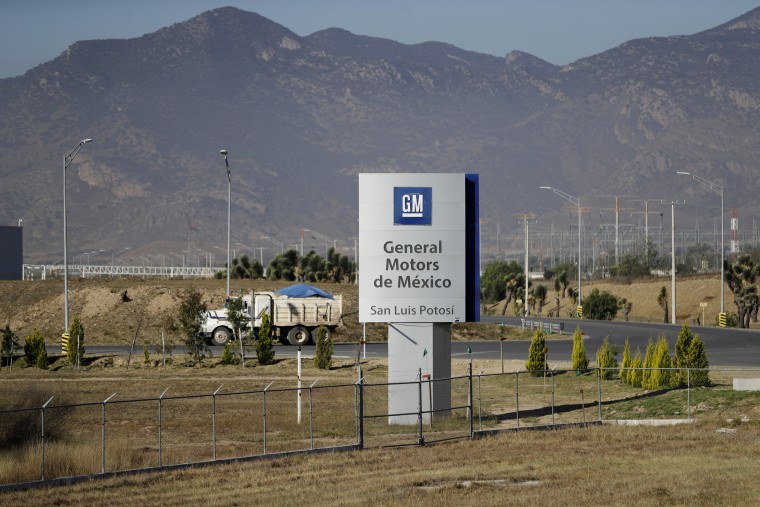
[0,278,362,346]
[0,273,745,345]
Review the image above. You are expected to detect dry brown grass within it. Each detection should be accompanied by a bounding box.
[3,358,760,499]
[2,421,759,506]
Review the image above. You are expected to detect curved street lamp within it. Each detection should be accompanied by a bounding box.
[220,150,231,298]
[677,171,724,314]
[63,138,92,332]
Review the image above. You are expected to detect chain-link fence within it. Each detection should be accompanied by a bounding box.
[3,365,759,487]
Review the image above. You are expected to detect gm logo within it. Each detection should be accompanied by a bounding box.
[394,187,432,225]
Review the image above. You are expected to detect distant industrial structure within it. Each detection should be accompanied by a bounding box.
[0,225,23,280]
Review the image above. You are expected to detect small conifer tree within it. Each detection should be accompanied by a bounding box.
[673,324,694,387]
[67,314,86,365]
[630,349,643,388]
[24,329,48,369]
[596,336,618,380]
[619,338,632,384]
[649,335,672,389]
[525,329,548,376]
[177,288,208,363]
[571,326,588,372]
[687,336,710,387]
[641,338,655,389]
[255,312,275,365]
[1,324,20,368]
[220,341,236,365]
[313,324,333,370]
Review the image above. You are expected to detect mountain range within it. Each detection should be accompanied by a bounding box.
[1,6,759,264]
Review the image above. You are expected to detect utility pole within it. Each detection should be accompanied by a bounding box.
[517,214,536,317]
[631,199,662,260]
[598,194,635,266]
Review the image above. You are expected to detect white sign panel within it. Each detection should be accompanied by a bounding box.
[359,173,466,322]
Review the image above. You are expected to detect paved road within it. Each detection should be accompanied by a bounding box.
[52,316,759,367]
[480,315,760,367]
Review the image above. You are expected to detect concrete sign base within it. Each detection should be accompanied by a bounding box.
[387,322,451,425]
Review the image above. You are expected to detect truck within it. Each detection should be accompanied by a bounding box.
[200,284,343,346]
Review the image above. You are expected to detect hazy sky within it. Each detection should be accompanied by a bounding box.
[1,1,758,79]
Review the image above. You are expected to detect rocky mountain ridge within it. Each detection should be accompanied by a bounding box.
[1,6,759,264]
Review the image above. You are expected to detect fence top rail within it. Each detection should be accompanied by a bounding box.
[0,381,363,413]
[364,374,470,388]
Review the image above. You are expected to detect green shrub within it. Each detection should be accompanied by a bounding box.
[24,328,48,369]
[673,325,693,387]
[582,288,619,320]
[220,341,235,365]
[596,337,618,380]
[571,326,588,371]
[255,312,275,365]
[641,339,655,389]
[648,335,672,389]
[525,329,548,376]
[619,338,632,384]
[630,349,643,388]
[686,336,710,387]
[177,288,208,363]
[313,324,333,370]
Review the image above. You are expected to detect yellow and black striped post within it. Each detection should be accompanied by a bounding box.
[576,305,583,319]
[718,312,727,328]
[61,333,70,355]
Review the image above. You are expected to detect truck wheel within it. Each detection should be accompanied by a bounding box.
[211,327,231,346]
[286,326,310,346]
[310,326,331,344]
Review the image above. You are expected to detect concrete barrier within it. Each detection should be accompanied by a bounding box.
[733,378,760,391]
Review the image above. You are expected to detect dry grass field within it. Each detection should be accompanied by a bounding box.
[1,358,759,505]
[2,274,759,504]
[2,423,760,506]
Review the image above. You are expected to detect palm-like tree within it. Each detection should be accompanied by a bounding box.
[725,255,760,328]
[657,286,668,323]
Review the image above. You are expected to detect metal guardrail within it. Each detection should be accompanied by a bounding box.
[520,318,565,334]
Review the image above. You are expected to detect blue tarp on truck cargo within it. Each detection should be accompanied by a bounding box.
[274,283,334,299]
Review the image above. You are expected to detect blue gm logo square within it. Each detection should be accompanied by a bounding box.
[394,187,432,225]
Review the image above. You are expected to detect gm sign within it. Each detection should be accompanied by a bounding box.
[394,187,432,225]
[359,173,480,323]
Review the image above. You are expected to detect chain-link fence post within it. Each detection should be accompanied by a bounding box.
[687,368,692,420]
[477,371,483,432]
[309,380,318,450]
[262,382,274,455]
[468,363,473,438]
[212,385,223,461]
[597,366,602,422]
[417,369,424,445]
[551,366,556,426]
[356,369,364,449]
[40,397,53,480]
[158,388,169,467]
[101,393,116,474]
[515,368,520,429]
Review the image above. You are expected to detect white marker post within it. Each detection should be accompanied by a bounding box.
[297,346,302,424]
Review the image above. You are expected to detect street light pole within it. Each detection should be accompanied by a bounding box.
[63,138,92,332]
[540,186,582,306]
[220,150,231,298]
[661,199,685,325]
[677,171,724,314]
